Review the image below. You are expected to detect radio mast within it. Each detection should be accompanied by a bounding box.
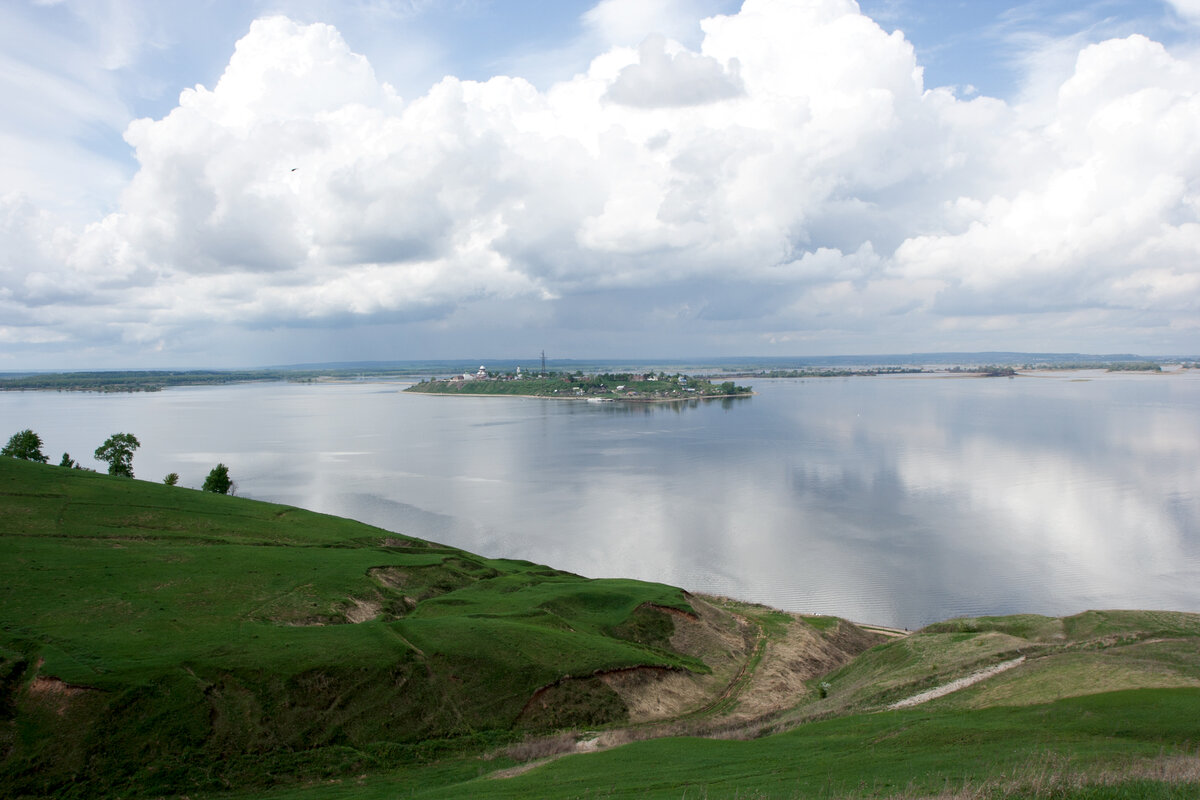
[540,350,547,375]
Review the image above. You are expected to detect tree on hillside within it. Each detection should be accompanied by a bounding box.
[59,452,75,468]
[163,472,180,486]
[202,463,233,495]
[2,429,48,462]
[94,433,140,477]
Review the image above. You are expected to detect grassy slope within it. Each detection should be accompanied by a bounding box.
[0,458,707,797]
[794,611,1200,719]
[208,689,1200,800]
[4,458,1199,799]
[449,689,1200,800]
[202,609,1200,799]
[208,613,1200,800]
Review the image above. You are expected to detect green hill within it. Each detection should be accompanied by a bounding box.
[215,612,1200,800]
[2,457,1199,799]
[0,458,872,798]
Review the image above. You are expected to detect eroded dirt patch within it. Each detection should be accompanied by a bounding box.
[28,676,88,698]
[27,674,94,716]
[603,600,883,725]
[601,595,758,723]
[345,597,382,623]
[369,566,406,589]
[729,618,878,720]
[493,601,889,780]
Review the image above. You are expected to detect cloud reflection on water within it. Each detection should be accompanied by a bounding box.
[2,374,1196,629]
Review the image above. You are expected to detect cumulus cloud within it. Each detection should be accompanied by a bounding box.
[2,0,1200,363]
[892,34,1200,321]
[606,34,743,107]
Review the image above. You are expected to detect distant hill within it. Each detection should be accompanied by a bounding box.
[4,352,1195,392]
[267,351,1196,372]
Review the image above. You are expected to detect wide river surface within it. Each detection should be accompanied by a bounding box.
[4,371,1199,629]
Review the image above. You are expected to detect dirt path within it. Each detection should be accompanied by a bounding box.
[886,656,1026,710]
[686,614,765,717]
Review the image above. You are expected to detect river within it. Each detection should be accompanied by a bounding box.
[3,369,1198,629]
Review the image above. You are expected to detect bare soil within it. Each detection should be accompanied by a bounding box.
[25,660,93,716]
[600,595,757,722]
[344,597,382,623]
[729,618,881,720]
[494,597,889,775]
[617,602,886,728]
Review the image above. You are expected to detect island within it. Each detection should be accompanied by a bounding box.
[403,367,753,401]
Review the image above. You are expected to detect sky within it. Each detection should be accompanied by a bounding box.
[2,0,1199,369]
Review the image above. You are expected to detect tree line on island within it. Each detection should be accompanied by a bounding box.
[2,428,234,494]
[407,369,753,400]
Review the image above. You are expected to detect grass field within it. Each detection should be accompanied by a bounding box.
[0,458,743,797]
[3,456,1199,799]
[200,688,1200,799]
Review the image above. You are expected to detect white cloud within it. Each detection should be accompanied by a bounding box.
[3,0,1200,364]
[1167,0,1200,23]
[891,34,1200,324]
[605,34,743,107]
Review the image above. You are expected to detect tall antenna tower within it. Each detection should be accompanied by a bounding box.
[540,350,547,375]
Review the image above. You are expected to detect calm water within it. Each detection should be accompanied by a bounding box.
[4,372,1198,629]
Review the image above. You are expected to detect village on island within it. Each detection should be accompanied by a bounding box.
[405,364,753,402]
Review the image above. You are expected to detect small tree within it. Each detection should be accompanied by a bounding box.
[163,472,180,486]
[94,433,140,477]
[2,429,48,462]
[59,452,75,468]
[202,463,233,495]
